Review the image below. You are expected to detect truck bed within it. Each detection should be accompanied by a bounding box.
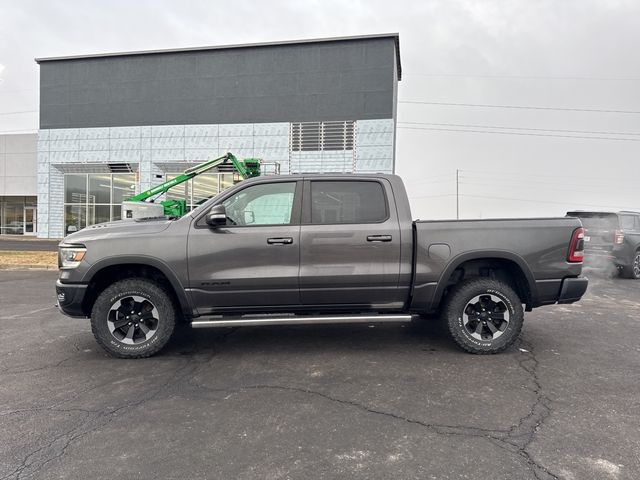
[411,217,584,312]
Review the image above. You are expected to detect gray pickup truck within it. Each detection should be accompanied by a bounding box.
[56,174,588,358]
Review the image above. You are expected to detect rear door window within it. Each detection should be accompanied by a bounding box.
[309,181,388,224]
[621,215,635,231]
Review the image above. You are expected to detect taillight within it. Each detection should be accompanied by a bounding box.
[614,230,625,245]
[568,227,585,263]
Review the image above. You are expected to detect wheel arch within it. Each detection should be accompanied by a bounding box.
[81,256,193,318]
[433,251,537,310]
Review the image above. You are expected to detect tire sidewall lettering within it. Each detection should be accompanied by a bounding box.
[109,290,151,304]
[108,335,159,351]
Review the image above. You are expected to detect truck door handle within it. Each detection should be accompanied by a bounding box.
[367,235,392,242]
[267,237,293,245]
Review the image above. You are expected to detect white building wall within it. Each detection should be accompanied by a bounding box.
[0,134,37,196]
[37,119,395,238]
[354,119,395,173]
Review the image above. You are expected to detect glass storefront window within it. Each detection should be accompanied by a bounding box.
[112,174,136,204]
[165,173,234,210]
[65,175,87,204]
[64,173,137,235]
[65,204,86,235]
[220,174,234,191]
[61,172,236,235]
[192,175,219,206]
[111,205,123,222]
[1,197,26,235]
[0,197,38,235]
[166,175,190,204]
[88,204,111,226]
[88,174,112,204]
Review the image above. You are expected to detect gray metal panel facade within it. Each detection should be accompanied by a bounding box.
[39,38,398,129]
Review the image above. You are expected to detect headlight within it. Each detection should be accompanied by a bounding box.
[59,246,86,269]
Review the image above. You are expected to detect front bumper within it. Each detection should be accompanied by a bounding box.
[56,280,88,318]
[557,277,589,304]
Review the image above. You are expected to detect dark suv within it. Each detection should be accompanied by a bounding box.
[567,211,640,279]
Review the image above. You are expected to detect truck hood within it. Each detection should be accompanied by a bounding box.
[61,218,173,245]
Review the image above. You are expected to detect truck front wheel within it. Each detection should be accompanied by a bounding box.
[90,278,176,358]
[443,278,524,354]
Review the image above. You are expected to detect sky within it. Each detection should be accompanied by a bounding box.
[0,0,639,220]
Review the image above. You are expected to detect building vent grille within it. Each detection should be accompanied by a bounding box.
[291,121,354,152]
[108,163,133,173]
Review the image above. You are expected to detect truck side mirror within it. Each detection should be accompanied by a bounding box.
[206,205,227,227]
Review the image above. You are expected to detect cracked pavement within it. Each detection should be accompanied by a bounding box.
[1,271,639,479]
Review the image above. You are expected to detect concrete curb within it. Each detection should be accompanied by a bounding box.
[0,264,57,271]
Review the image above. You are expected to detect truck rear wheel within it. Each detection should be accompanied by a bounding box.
[443,278,524,354]
[90,278,176,358]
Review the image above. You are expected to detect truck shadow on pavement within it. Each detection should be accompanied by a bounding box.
[162,319,478,359]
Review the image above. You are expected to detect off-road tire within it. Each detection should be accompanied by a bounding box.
[620,250,640,280]
[443,278,524,354]
[91,278,176,358]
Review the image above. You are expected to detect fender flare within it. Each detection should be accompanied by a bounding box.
[82,255,193,315]
[432,250,538,308]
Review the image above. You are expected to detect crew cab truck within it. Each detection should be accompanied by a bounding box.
[56,174,588,358]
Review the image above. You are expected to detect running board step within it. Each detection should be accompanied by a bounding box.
[191,314,413,328]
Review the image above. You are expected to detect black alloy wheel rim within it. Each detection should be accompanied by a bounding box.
[107,295,159,345]
[462,294,510,341]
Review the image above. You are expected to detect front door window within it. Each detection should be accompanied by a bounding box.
[221,182,297,226]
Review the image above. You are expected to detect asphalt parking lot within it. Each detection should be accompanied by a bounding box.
[0,237,58,252]
[1,271,638,480]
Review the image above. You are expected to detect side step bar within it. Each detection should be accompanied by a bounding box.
[191,314,413,329]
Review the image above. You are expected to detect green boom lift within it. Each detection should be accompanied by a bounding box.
[123,152,260,220]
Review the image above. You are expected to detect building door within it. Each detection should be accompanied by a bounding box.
[23,207,37,236]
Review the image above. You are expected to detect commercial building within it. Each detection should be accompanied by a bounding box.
[34,33,401,238]
[0,134,38,235]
